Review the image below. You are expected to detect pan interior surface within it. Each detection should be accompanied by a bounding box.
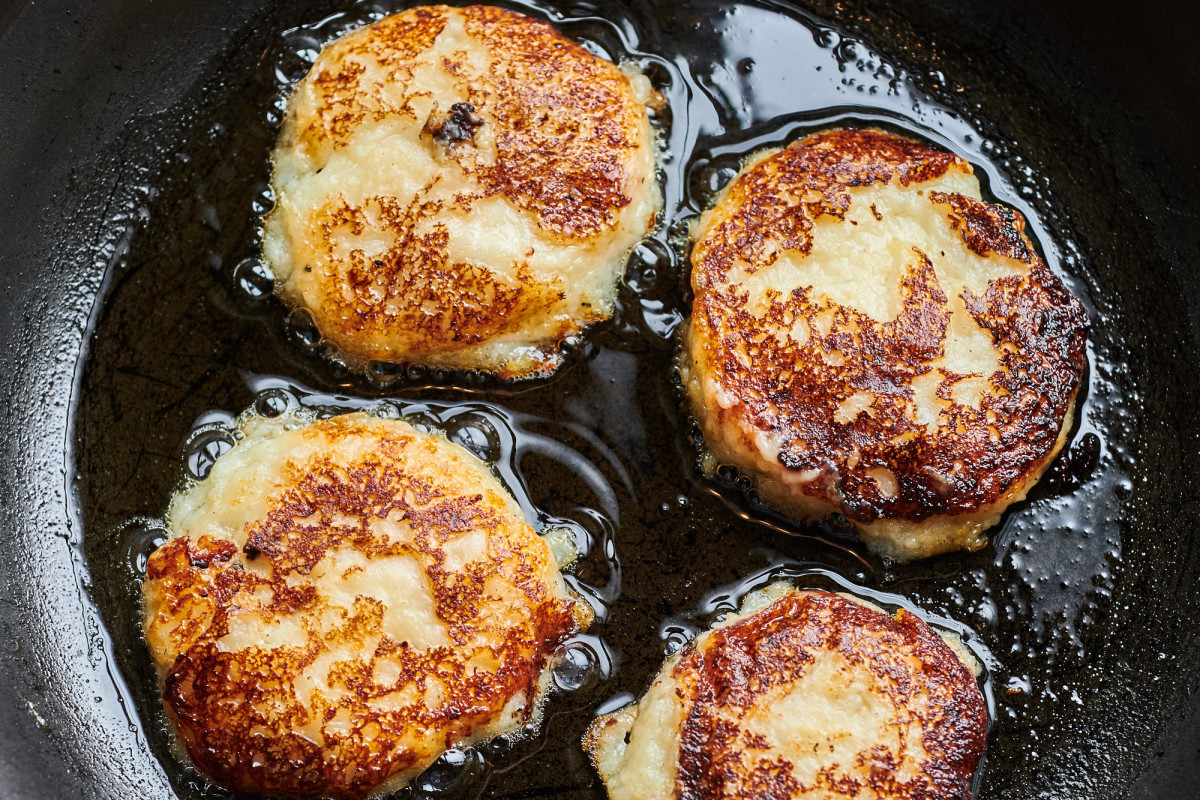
[0,0,1197,798]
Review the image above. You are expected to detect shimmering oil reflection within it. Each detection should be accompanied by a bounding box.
[74,0,1142,797]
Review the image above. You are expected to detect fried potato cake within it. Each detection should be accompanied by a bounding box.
[682,129,1088,560]
[264,5,661,378]
[143,411,586,798]
[585,585,986,800]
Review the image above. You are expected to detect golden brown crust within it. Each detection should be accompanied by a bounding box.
[294,5,646,240]
[306,195,568,358]
[143,415,579,798]
[456,4,648,239]
[688,128,1088,524]
[670,591,986,799]
[302,8,448,150]
[268,5,658,375]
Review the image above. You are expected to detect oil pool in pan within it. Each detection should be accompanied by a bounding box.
[75,0,1129,797]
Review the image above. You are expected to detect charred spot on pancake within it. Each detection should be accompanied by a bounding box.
[682,128,1088,560]
[585,586,987,800]
[264,5,661,378]
[142,412,586,798]
[930,190,1034,262]
[421,101,485,150]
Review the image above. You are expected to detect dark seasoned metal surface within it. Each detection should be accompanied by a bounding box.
[0,0,1197,798]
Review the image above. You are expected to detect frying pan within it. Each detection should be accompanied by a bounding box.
[1,0,1197,797]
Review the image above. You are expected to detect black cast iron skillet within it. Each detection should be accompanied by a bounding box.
[0,0,1197,798]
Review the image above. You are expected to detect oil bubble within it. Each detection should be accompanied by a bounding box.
[814,27,839,48]
[660,623,696,655]
[233,257,274,299]
[476,734,511,762]
[354,2,389,24]
[706,164,738,193]
[834,39,861,67]
[122,521,170,575]
[253,388,292,418]
[366,360,401,388]
[444,414,501,462]
[414,747,484,797]
[371,402,403,421]
[326,352,350,379]
[184,427,236,480]
[275,33,321,84]
[552,641,599,693]
[287,308,322,349]
[405,412,441,435]
[250,183,275,215]
[265,95,286,127]
[624,239,671,293]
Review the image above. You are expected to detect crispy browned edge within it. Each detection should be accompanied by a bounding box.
[144,418,579,798]
[688,128,1089,522]
[272,5,657,372]
[666,590,986,799]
